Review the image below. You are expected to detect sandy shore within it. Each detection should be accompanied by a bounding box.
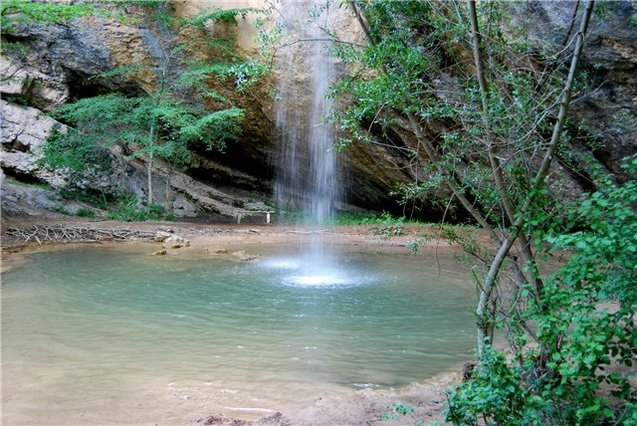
[1,216,470,425]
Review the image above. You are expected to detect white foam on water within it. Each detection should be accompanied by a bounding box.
[281,266,375,288]
[261,256,367,287]
[261,258,302,270]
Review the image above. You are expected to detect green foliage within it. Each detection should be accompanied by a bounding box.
[179,107,245,151]
[334,211,408,237]
[374,212,406,239]
[178,63,234,101]
[550,156,637,304]
[52,94,137,138]
[406,237,427,255]
[0,0,94,35]
[446,347,525,425]
[51,206,71,216]
[107,197,172,222]
[181,7,256,28]
[272,205,303,224]
[138,0,169,9]
[179,59,266,95]
[41,125,113,174]
[76,208,96,218]
[332,212,381,225]
[48,92,244,171]
[446,157,637,425]
[229,59,267,90]
[381,402,417,421]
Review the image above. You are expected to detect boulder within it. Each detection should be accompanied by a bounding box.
[0,100,63,152]
[163,235,190,249]
[0,100,68,187]
[0,58,69,111]
[0,173,104,217]
[231,250,259,261]
[205,247,228,255]
[172,196,198,218]
[154,231,173,243]
[152,249,167,256]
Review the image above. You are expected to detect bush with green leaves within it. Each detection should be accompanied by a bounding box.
[446,346,525,425]
[107,197,173,222]
[381,402,417,422]
[75,208,96,218]
[0,0,94,35]
[446,156,637,425]
[45,91,244,206]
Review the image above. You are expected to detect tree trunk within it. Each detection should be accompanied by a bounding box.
[147,123,155,206]
[164,163,173,213]
[470,0,595,357]
[147,152,153,206]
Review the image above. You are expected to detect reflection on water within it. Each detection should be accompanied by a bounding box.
[1,243,475,425]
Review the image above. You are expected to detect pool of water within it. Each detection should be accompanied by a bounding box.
[1,242,476,425]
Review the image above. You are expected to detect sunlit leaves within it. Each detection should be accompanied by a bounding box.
[47,93,244,169]
[0,0,94,34]
[180,7,256,28]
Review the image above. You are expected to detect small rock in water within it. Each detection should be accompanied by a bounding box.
[203,414,227,425]
[205,247,228,255]
[154,231,172,242]
[231,250,259,261]
[153,249,167,256]
[259,411,291,426]
[163,235,190,249]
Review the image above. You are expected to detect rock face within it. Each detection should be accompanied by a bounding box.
[509,1,637,178]
[0,58,69,111]
[0,0,414,219]
[1,1,635,221]
[163,235,190,249]
[0,100,67,187]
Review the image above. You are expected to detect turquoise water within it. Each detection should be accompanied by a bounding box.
[1,243,476,424]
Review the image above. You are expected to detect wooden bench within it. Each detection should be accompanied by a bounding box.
[236,210,275,224]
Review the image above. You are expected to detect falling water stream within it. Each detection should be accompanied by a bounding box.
[273,0,342,284]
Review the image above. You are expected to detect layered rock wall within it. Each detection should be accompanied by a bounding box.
[1,0,635,221]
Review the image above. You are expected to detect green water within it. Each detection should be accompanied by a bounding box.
[2,243,476,424]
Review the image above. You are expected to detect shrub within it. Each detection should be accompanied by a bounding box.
[107,197,173,222]
[75,208,96,218]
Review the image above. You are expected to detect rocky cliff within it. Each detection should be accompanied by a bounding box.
[1,0,410,220]
[1,0,635,221]
[509,1,637,182]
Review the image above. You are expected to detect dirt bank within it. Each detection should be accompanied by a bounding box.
[1,214,470,258]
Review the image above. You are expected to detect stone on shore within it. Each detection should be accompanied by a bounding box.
[231,250,259,261]
[163,235,190,249]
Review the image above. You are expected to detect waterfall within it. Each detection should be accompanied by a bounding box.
[272,0,342,282]
[273,0,340,227]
